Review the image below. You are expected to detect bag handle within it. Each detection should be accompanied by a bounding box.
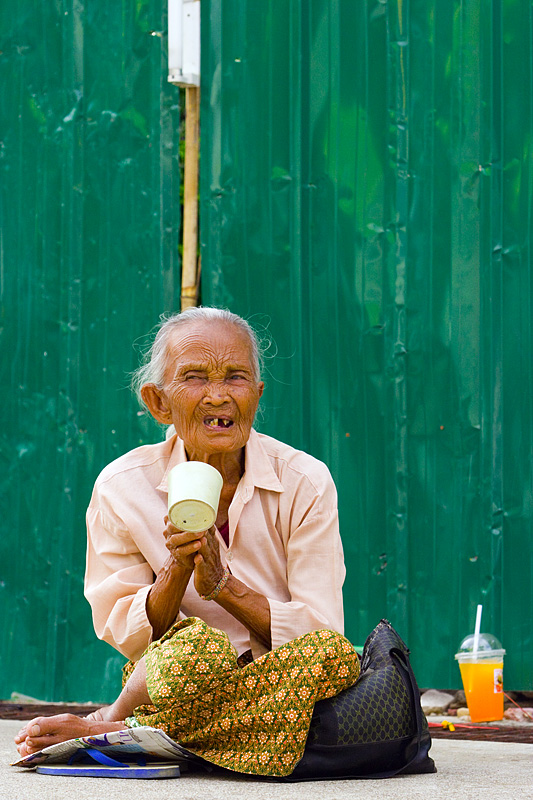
[389,647,427,772]
[351,646,428,780]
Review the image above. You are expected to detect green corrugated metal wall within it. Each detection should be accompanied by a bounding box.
[0,0,180,701]
[1,0,531,702]
[200,0,533,689]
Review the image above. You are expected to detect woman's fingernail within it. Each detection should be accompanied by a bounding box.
[30,724,41,736]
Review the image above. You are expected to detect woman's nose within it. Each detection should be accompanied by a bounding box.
[203,381,230,404]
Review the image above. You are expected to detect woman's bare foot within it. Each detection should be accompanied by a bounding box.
[14,713,125,757]
[14,656,149,757]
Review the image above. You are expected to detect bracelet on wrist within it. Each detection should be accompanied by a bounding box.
[200,566,230,601]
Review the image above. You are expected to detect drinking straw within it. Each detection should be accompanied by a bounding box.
[473,604,482,654]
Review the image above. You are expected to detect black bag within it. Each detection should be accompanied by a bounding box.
[278,619,436,781]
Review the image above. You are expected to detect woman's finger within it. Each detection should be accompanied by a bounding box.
[166,535,206,554]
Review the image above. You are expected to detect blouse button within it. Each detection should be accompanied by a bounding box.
[227,551,234,562]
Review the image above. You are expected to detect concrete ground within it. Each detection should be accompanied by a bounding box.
[2,719,532,800]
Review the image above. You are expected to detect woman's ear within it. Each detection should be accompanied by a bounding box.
[141,384,173,425]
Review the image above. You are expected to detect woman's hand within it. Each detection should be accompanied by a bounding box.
[164,517,226,596]
[193,525,226,597]
[164,516,207,570]
[14,713,126,757]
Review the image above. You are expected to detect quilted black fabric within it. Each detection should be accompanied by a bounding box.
[307,620,427,746]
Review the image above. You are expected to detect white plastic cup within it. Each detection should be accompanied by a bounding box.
[168,462,223,533]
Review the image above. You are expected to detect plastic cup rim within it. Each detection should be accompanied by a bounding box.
[455,649,505,661]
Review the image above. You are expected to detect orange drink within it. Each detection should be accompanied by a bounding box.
[455,633,505,723]
[458,659,504,722]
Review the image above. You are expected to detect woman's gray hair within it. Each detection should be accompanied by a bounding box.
[132,307,263,409]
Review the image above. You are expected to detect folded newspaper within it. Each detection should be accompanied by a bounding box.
[12,727,200,769]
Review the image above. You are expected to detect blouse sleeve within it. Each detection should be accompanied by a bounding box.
[84,505,154,661]
[264,474,346,653]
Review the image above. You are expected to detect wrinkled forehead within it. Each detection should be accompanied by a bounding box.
[164,320,255,375]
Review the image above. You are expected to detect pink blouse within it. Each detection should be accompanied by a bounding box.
[85,429,345,661]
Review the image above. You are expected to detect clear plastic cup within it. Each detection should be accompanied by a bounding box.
[455,633,505,722]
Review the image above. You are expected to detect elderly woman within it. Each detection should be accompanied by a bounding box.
[85,307,345,663]
[15,308,357,777]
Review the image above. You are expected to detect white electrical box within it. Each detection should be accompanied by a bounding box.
[168,0,200,86]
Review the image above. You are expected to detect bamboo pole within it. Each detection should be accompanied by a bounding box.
[181,85,200,310]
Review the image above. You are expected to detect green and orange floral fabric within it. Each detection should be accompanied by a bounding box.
[127,616,359,776]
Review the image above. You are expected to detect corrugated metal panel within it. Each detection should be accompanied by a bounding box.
[200,0,533,688]
[0,1,181,701]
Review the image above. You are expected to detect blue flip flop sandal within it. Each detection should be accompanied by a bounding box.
[35,747,181,779]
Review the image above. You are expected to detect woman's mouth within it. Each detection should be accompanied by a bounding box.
[203,417,234,430]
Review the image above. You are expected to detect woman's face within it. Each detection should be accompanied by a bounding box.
[145,320,264,458]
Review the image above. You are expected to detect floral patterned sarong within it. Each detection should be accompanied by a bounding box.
[127,617,360,776]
